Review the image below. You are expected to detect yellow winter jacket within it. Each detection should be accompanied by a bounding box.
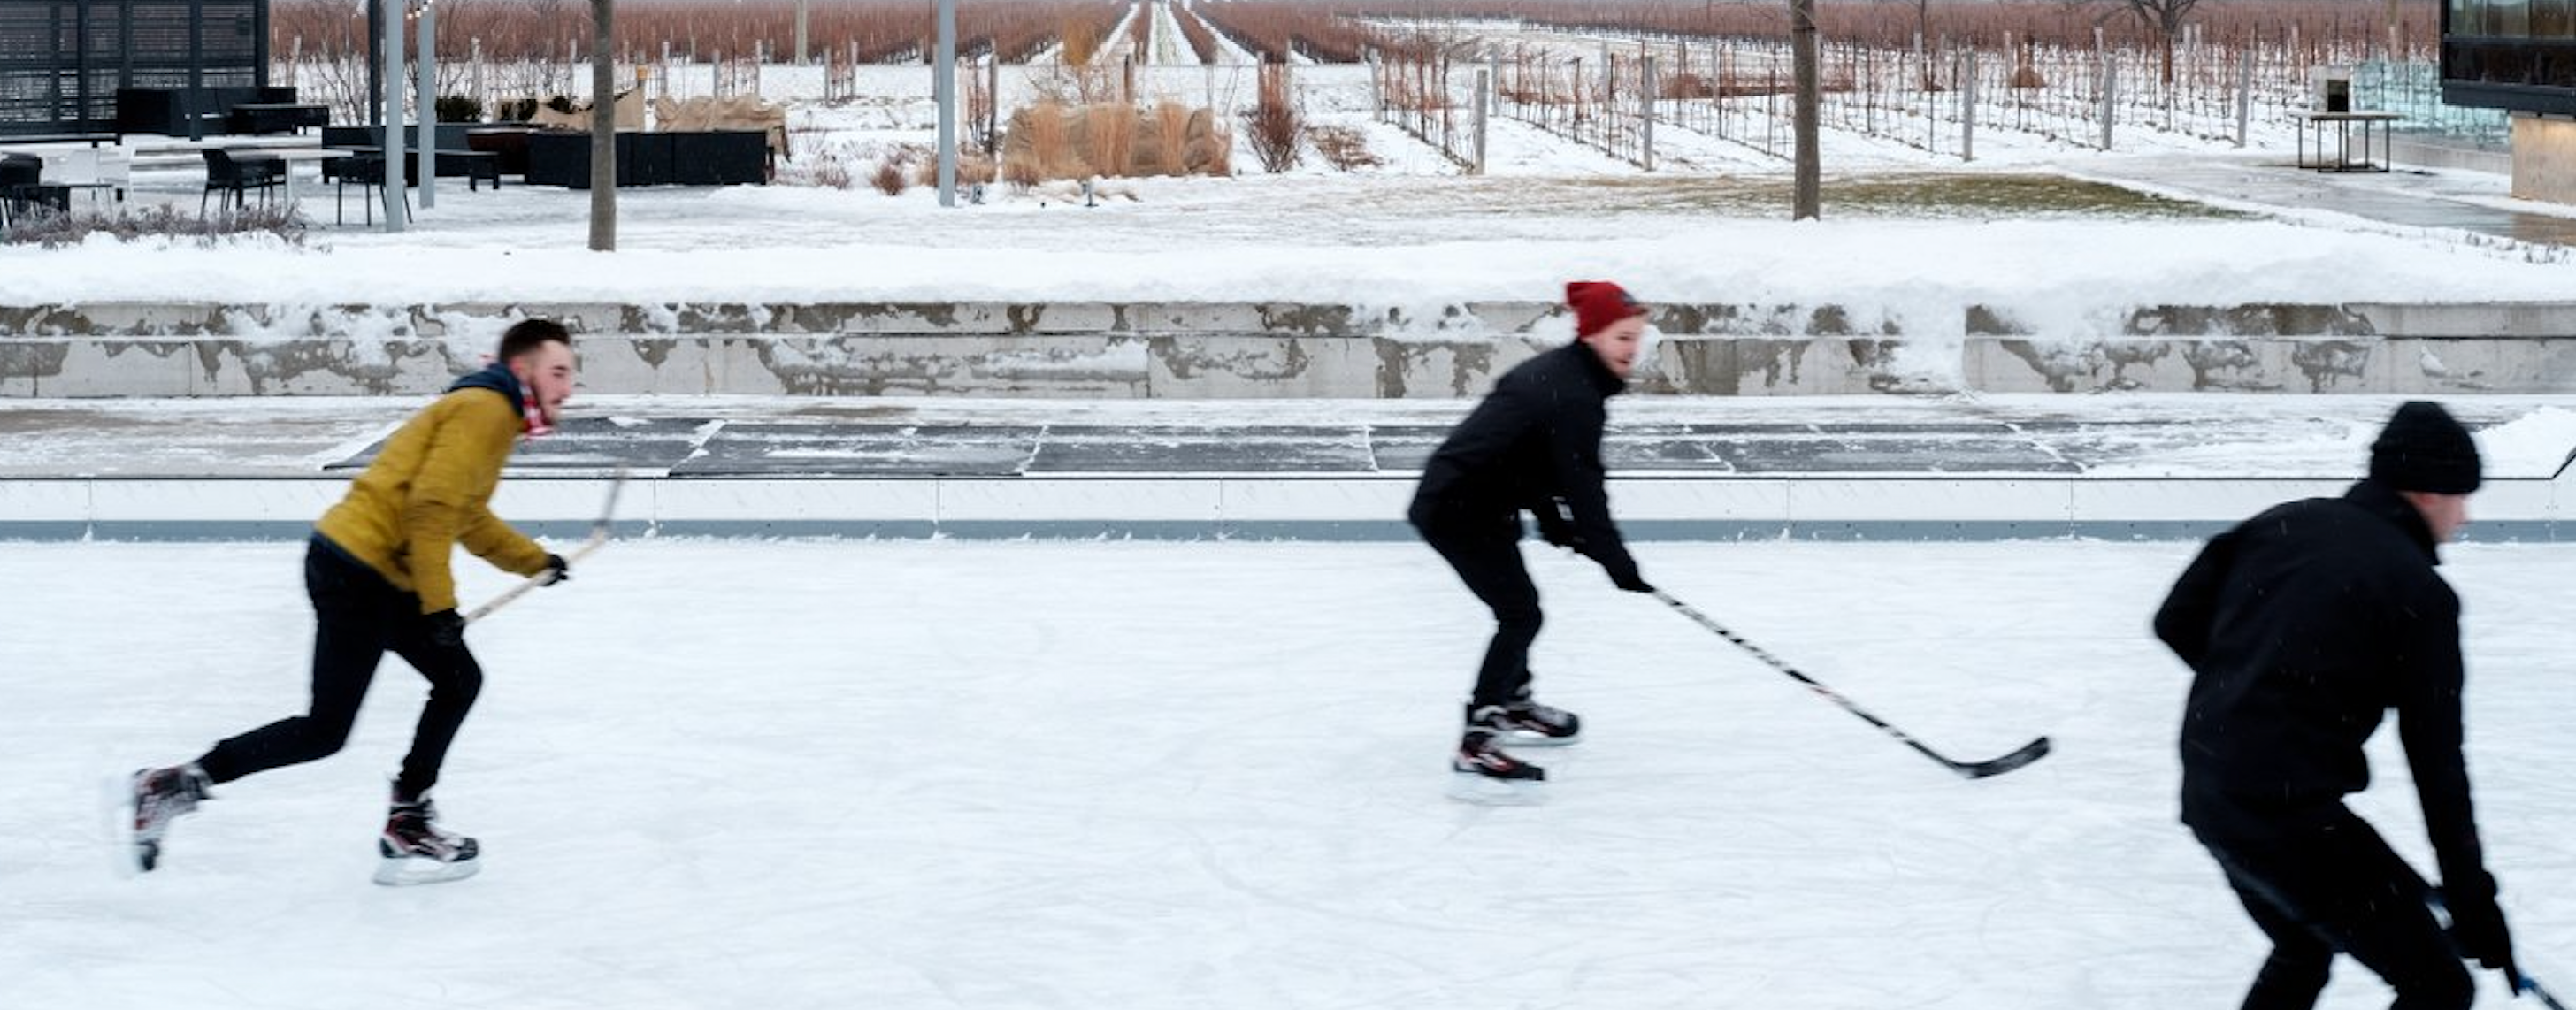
[314,377,551,614]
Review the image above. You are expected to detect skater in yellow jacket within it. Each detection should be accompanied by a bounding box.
[126,318,580,884]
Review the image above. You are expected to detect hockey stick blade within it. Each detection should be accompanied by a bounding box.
[2525,975,2570,1010]
[1946,736,2052,779]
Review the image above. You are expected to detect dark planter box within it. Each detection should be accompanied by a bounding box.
[671,130,770,185]
[526,131,767,188]
[466,127,536,176]
[325,123,480,154]
[118,86,301,139]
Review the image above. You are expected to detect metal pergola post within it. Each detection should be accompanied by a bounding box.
[418,0,436,209]
[381,0,406,232]
[936,0,956,207]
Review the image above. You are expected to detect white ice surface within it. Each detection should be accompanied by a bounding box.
[2,538,2569,1008]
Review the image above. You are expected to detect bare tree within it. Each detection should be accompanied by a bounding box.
[1790,0,1819,220]
[1895,0,1935,88]
[2098,0,2207,85]
[588,0,615,251]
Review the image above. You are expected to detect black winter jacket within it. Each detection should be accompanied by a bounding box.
[1407,341,1640,585]
[2153,478,2489,891]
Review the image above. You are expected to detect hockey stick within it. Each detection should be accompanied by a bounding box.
[2428,892,2570,1008]
[1652,589,2051,779]
[463,470,627,624]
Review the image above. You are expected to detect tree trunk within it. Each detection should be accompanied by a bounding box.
[1790,0,1820,220]
[588,0,617,251]
[2160,15,2179,86]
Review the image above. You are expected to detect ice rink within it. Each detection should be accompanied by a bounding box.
[3,537,2568,1008]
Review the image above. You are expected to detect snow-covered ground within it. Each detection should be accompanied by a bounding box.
[2,538,2569,1008]
[3,64,2571,312]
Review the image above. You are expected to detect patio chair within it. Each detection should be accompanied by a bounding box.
[0,154,63,228]
[327,153,410,226]
[201,148,284,214]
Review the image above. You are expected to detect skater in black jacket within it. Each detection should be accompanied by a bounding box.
[1411,280,1653,787]
[2155,401,2518,1010]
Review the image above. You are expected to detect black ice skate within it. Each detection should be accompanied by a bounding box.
[125,764,212,873]
[374,796,480,886]
[1448,731,1545,804]
[1466,692,1583,747]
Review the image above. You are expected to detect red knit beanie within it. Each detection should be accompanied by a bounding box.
[1567,280,1646,338]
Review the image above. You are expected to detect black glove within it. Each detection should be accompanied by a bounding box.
[1606,560,1654,594]
[2445,880,2518,990]
[543,553,571,586]
[425,608,467,651]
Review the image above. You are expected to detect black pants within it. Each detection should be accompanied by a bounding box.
[1417,515,1540,709]
[196,536,484,802]
[2194,808,2473,1010]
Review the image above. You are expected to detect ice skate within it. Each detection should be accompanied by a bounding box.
[1466,692,1583,747]
[373,795,480,886]
[1447,731,1546,804]
[124,764,211,873]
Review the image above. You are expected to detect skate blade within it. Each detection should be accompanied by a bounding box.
[372,856,480,887]
[1445,772,1546,806]
[1494,729,1581,748]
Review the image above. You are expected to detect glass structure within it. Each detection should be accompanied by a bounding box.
[2444,0,2576,113]
[0,0,270,137]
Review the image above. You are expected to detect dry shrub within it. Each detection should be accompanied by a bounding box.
[4,203,306,247]
[1002,100,1084,187]
[2011,65,2048,88]
[1082,104,1136,184]
[871,157,909,195]
[1151,101,1192,176]
[1661,73,1715,100]
[1199,115,1232,176]
[1243,62,1304,174]
[806,150,855,189]
[909,150,998,187]
[1307,125,1381,172]
[1002,152,1045,191]
[1004,101,1227,183]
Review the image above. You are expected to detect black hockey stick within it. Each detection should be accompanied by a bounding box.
[1652,589,2051,779]
[464,469,628,624]
[2428,892,2570,1008]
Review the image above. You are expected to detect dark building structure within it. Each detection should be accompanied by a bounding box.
[0,0,272,139]
[2442,0,2576,202]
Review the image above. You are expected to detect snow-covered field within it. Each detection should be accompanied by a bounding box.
[3,538,2570,1008]
[4,64,2572,312]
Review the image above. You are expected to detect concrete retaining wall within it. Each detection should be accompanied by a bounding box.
[6,299,2575,398]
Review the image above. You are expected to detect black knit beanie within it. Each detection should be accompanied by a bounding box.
[2369,401,2481,494]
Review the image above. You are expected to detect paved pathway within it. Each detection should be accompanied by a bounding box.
[2077,152,2576,247]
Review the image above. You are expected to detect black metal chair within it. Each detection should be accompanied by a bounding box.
[200,149,284,214]
[326,154,410,226]
[0,154,68,230]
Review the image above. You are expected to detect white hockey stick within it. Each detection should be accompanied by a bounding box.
[464,470,628,624]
